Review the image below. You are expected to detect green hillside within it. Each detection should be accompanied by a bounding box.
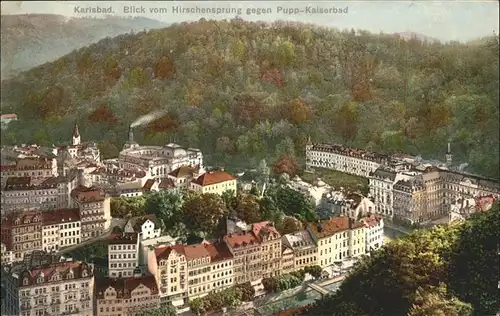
[1,20,498,178]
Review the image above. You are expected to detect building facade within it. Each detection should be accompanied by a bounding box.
[189,170,238,195]
[95,274,160,316]
[252,221,282,278]
[223,231,262,284]
[282,230,318,271]
[3,260,94,316]
[41,208,81,252]
[108,233,140,278]
[307,217,365,268]
[70,186,111,240]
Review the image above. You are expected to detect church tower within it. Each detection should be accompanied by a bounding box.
[72,122,81,146]
[445,142,452,167]
[306,135,313,151]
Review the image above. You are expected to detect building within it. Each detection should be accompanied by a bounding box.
[280,246,295,274]
[252,221,281,278]
[3,259,94,316]
[282,230,318,271]
[305,138,388,177]
[95,274,160,316]
[2,177,60,212]
[149,244,188,306]
[118,130,203,179]
[142,178,176,193]
[41,208,81,252]
[189,170,238,195]
[360,215,384,253]
[1,211,42,262]
[89,167,148,187]
[307,217,365,268]
[55,123,100,162]
[341,193,376,219]
[0,157,58,178]
[123,214,162,241]
[184,243,214,300]
[369,168,418,217]
[223,230,262,284]
[167,165,201,189]
[204,242,235,293]
[0,113,18,129]
[108,233,140,278]
[393,175,428,224]
[70,185,111,240]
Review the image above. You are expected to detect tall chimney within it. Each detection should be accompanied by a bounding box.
[128,126,134,143]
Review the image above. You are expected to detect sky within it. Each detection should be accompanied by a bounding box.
[1,1,499,42]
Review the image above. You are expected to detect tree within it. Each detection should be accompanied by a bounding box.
[135,303,177,316]
[277,41,296,67]
[182,193,228,235]
[304,265,323,280]
[145,190,184,232]
[234,193,262,224]
[408,284,473,316]
[110,196,147,218]
[155,56,176,78]
[334,102,360,144]
[447,203,500,315]
[272,155,299,177]
[287,98,311,125]
[128,66,148,88]
[280,215,303,234]
[88,105,118,124]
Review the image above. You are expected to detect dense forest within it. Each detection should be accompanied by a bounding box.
[301,203,500,316]
[1,19,498,178]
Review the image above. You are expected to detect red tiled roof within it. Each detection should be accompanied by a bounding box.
[155,244,185,262]
[95,275,158,299]
[0,165,16,172]
[20,261,91,287]
[223,231,260,249]
[252,221,281,241]
[204,242,233,262]
[42,208,80,226]
[71,185,106,202]
[183,243,210,261]
[1,210,42,229]
[192,170,237,186]
[361,215,383,228]
[307,217,364,239]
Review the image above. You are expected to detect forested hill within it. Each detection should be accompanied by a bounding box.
[1,14,167,78]
[1,19,499,178]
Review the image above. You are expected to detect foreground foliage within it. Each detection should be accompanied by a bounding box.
[190,282,255,315]
[2,20,498,178]
[135,303,177,316]
[301,203,500,316]
[262,265,323,293]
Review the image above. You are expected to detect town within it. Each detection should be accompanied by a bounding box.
[0,122,498,316]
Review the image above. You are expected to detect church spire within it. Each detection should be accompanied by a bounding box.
[72,121,81,146]
[73,122,80,138]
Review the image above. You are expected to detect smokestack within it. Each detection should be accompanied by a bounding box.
[128,126,134,143]
[447,142,451,154]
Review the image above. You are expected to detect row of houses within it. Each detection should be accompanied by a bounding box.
[2,212,384,316]
[1,185,112,264]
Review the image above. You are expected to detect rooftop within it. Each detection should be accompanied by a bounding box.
[4,176,59,191]
[224,231,260,249]
[192,170,237,186]
[41,208,80,225]
[307,216,364,239]
[168,165,200,178]
[95,274,158,299]
[71,185,106,203]
[108,232,138,245]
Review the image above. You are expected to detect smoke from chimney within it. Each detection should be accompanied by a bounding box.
[130,110,167,128]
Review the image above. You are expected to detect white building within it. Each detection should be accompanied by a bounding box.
[369,167,419,217]
[305,138,388,178]
[70,185,111,240]
[108,233,140,278]
[41,208,81,252]
[340,193,376,219]
[55,123,100,162]
[189,170,237,195]
[119,128,203,179]
[361,215,384,253]
[123,214,162,241]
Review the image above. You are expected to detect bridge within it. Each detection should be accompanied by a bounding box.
[384,222,411,236]
[307,283,330,296]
